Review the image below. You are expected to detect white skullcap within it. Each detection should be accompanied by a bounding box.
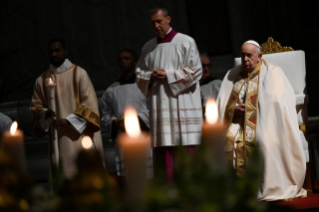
[243,40,260,49]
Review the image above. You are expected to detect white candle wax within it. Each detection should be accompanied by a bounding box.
[202,98,226,171]
[47,78,59,165]
[2,121,26,170]
[120,106,148,203]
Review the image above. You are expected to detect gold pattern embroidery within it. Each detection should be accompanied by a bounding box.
[74,105,101,132]
[224,60,263,177]
[72,66,79,108]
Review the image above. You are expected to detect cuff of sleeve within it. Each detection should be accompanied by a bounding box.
[73,105,100,132]
[168,70,195,96]
[66,113,87,134]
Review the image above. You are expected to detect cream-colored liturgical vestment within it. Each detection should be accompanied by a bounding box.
[217,59,306,201]
[31,62,104,178]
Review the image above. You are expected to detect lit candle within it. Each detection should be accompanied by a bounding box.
[2,121,26,170]
[82,136,93,150]
[118,106,148,203]
[201,98,225,170]
[47,77,59,166]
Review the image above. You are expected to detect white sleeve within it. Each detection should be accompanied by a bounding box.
[135,50,152,97]
[166,40,202,96]
[66,113,87,134]
[100,88,117,137]
[38,109,49,132]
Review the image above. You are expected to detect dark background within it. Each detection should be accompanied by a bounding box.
[0,0,318,116]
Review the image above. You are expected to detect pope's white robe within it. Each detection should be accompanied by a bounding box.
[136,32,203,147]
[217,59,306,201]
[31,61,104,178]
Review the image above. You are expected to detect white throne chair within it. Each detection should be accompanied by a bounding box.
[234,37,313,192]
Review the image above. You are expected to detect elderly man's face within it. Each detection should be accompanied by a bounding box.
[200,56,211,80]
[150,10,171,37]
[241,44,262,73]
[118,51,136,74]
[49,42,67,67]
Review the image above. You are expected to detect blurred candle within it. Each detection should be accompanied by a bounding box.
[201,98,225,170]
[47,77,59,166]
[82,136,93,150]
[2,121,26,170]
[118,106,148,203]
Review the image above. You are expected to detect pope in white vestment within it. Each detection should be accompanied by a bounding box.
[136,28,203,147]
[31,58,104,178]
[217,41,306,201]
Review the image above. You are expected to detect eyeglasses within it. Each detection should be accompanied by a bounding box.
[202,63,212,68]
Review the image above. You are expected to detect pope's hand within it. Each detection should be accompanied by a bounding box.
[232,103,245,124]
[52,118,69,129]
[151,68,167,82]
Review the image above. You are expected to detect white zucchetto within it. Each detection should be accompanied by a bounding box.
[243,40,260,49]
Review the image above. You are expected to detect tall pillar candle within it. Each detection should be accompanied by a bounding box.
[2,121,26,170]
[47,78,59,166]
[119,106,148,204]
[201,98,226,171]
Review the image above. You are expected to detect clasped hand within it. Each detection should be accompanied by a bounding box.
[45,108,68,129]
[232,103,245,124]
[151,68,167,82]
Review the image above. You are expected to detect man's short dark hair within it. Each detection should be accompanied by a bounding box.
[119,48,138,62]
[149,6,169,17]
[48,38,66,50]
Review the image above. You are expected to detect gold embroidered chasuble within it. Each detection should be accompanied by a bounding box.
[31,64,104,178]
[224,60,262,177]
[217,59,307,201]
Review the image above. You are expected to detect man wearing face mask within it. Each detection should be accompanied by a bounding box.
[217,40,306,201]
[30,39,104,178]
[136,6,202,183]
[101,49,150,176]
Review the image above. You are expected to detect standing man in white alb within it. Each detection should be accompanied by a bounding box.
[31,39,104,179]
[101,49,151,176]
[136,6,202,182]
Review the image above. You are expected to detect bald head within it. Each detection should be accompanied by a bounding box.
[200,55,211,81]
[241,43,262,73]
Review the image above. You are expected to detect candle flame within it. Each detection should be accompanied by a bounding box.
[206,98,218,125]
[82,136,93,149]
[48,78,53,85]
[10,121,18,135]
[124,106,141,138]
